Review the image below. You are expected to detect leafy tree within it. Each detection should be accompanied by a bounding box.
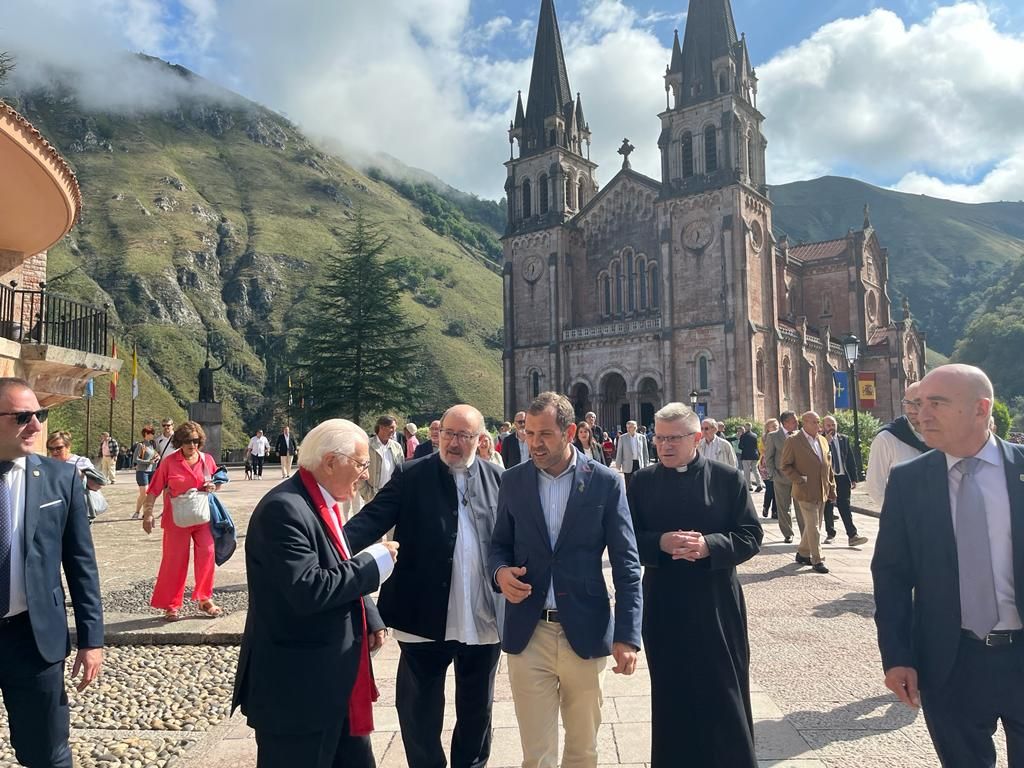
[0,52,12,88]
[296,212,425,424]
[829,409,883,473]
[992,398,1011,438]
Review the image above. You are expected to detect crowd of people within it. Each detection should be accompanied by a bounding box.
[0,362,1020,768]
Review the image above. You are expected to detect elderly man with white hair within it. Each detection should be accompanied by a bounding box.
[699,418,738,468]
[345,404,505,768]
[232,419,399,768]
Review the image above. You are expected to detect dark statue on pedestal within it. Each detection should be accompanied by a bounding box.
[198,332,225,403]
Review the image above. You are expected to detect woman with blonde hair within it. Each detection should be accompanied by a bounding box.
[477,430,505,467]
[45,430,95,474]
[142,420,223,621]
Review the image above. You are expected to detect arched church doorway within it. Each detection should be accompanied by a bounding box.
[601,372,628,433]
[638,377,659,430]
[570,382,592,423]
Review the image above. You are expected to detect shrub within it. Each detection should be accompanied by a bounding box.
[829,409,884,473]
[992,398,1011,438]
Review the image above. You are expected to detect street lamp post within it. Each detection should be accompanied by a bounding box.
[842,334,862,479]
[689,389,699,416]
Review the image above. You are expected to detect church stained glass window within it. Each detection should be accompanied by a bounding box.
[539,174,549,215]
[522,179,532,218]
[681,132,694,178]
[705,125,718,173]
[649,264,660,308]
[698,355,709,391]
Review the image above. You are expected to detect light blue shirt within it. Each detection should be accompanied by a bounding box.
[536,451,577,609]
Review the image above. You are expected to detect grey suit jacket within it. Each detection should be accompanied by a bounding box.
[615,433,650,473]
[763,429,790,484]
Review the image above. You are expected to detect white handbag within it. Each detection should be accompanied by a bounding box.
[170,455,212,527]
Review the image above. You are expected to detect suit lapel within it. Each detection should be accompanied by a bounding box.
[554,452,592,553]
[522,461,552,552]
[23,454,43,551]
[926,451,957,571]
[1000,440,1024,616]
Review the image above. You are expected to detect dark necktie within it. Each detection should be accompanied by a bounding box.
[955,457,999,638]
[0,460,17,617]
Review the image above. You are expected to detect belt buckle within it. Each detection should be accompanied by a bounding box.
[984,632,1012,647]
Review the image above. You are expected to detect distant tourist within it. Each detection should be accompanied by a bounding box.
[132,425,159,520]
[360,415,404,503]
[46,430,95,475]
[574,420,605,464]
[500,411,530,467]
[738,422,763,492]
[615,420,650,489]
[821,415,868,547]
[867,381,927,505]
[155,419,175,460]
[403,422,419,459]
[759,419,779,518]
[478,430,505,467]
[414,420,442,459]
[781,412,836,574]
[275,425,297,478]
[245,429,270,478]
[96,431,118,484]
[699,418,738,468]
[764,412,800,542]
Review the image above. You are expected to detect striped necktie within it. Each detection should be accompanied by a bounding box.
[0,460,17,617]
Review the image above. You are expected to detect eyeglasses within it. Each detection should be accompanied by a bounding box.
[46,444,66,453]
[0,409,48,425]
[901,399,921,408]
[337,452,371,473]
[162,423,173,428]
[653,432,699,444]
[181,438,201,446]
[440,429,479,443]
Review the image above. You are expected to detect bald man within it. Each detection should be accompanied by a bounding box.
[781,412,837,574]
[867,381,927,505]
[872,364,1024,767]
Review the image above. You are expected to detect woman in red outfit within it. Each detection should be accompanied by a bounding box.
[141,421,223,621]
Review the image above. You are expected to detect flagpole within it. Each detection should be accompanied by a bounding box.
[130,343,137,445]
[85,385,92,456]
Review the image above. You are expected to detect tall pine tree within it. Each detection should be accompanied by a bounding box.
[297,213,424,424]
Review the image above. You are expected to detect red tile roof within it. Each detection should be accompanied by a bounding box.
[789,237,849,262]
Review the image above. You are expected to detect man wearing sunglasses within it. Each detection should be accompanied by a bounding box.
[0,378,103,767]
[345,404,505,768]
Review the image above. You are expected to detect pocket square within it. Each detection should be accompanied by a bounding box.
[39,500,63,509]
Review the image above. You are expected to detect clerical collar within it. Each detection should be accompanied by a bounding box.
[674,455,701,473]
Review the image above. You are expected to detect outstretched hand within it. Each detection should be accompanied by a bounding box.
[496,566,532,603]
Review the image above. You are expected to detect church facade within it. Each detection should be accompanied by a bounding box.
[501,0,926,429]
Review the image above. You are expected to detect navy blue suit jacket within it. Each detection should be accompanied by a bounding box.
[872,437,1024,691]
[489,449,642,658]
[25,453,103,662]
[413,441,436,459]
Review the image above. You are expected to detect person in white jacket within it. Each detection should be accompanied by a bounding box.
[866,381,927,505]
[699,418,738,468]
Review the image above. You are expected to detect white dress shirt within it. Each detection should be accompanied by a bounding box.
[803,430,824,461]
[317,483,394,584]
[867,430,924,505]
[3,458,27,617]
[247,435,270,457]
[537,452,577,609]
[378,440,398,490]
[945,435,1021,631]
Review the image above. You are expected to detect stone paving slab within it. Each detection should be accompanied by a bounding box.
[7,472,1010,767]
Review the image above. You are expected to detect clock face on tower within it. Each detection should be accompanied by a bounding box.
[522,255,544,283]
[682,218,714,251]
[749,219,764,252]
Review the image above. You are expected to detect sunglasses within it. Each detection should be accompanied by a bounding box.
[0,409,48,425]
[47,444,66,453]
[181,438,201,446]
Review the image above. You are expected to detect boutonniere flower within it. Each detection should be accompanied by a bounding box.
[577,480,585,494]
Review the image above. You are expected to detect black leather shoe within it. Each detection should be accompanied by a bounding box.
[795,553,811,565]
[784,536,793,543]
[812,562,830,574]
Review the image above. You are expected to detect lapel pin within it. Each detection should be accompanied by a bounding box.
[577,480,585,494]
[1019,474,1024,482]
[32,469,40,477]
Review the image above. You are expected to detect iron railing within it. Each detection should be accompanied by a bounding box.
[0,283,109,355]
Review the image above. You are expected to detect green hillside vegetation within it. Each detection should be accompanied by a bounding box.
[1,57,504,447]
[770,176,1024,355]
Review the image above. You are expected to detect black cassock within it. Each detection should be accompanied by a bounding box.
[627,454,763,768]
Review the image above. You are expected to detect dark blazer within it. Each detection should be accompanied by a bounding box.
[25,454,103,662]
[232,474,384,735]
[500,436,527,469]
[872,438,1024,691]
[489,449,643,658]
[738,431,760,461]
[345,454,504,639]
[413,441,437,459]
[274,433,297,457]
[826,433,860,481]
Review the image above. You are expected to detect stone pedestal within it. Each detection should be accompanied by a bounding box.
[188,401,223,463]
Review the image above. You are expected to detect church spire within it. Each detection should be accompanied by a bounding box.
[517,0,577,157]
[677,0,747,107]
[669,29,683,73]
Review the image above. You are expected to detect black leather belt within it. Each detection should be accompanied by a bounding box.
[541,609,560,623]
[962,629,1024,647]
[0,611,29,629]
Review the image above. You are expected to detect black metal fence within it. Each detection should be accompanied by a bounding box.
[0,283,109,355]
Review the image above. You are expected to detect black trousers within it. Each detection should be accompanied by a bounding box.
[0,613,72,768]
[762,480,777,517]
[824,475,858,538]
[255,716,374,768]
[252,455,265,477]
[921,634,1024,767]
[396,640,501,768]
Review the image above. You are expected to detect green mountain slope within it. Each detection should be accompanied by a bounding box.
[1,58,504,446]
[770,176,1024,354]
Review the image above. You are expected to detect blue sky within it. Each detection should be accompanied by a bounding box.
[4,0,1024,202]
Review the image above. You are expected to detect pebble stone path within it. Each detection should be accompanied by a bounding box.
[0,467,1009,767]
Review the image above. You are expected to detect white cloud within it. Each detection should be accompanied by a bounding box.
[758,2,1024,202]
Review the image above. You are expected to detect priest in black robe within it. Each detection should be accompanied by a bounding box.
[627,402,763,768]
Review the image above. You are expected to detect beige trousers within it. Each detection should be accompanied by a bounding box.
[280,455,292,477]
[795,499,825,564]
[100,456,116,484]
[773,481,803,539]
[507,621,608,768]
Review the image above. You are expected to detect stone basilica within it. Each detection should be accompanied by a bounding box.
[501,0,926,428]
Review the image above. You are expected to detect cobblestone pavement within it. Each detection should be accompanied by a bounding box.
[0,470,1010,766]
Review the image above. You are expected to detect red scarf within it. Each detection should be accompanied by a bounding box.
[298,468,378,736]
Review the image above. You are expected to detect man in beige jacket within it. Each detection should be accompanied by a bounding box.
[781,411,837,573]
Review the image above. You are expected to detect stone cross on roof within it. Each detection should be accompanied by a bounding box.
[618,138,635,169]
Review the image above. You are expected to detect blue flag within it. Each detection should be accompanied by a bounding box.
[833,371,850,409]
[84,379,94,399]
